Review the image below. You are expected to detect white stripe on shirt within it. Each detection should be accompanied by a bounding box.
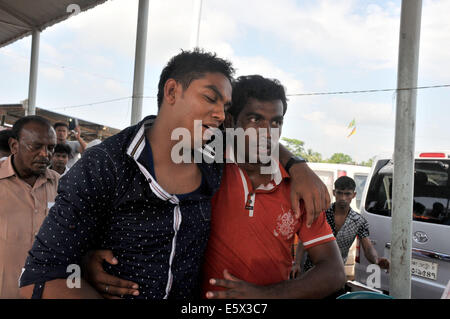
[302,234,335,247]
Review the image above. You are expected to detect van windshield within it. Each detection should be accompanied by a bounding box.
[365,159,450,226]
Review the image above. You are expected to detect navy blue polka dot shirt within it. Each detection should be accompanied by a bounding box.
[19,116,223,299]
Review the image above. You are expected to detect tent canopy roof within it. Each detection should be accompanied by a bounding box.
[0,0,107,48]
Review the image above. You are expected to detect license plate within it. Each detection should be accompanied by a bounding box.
[411,258,438,281]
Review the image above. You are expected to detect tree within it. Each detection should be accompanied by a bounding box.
[305,148,323,163]
[281,137,324,163]
[281,137,305,157]
[326,153,354,164]
[360,157,375,167]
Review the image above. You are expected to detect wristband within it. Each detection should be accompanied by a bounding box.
[285,156,307,173]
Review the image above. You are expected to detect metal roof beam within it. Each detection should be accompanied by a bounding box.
[0,19,31,30]
[0,2,37,29]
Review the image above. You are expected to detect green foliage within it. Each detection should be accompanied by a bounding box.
[304,148,323,163]
[281,137,322,163]
[281,137,305,157]
[326,153,354,164]
[281,137,373,165]
[359,157,375,167]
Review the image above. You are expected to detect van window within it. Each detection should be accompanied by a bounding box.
[354,174,368,210]
[365,159,450,226]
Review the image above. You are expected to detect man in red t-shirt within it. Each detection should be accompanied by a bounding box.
[202,75,345,299]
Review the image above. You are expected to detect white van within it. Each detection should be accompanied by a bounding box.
[307,163,371,212]
[354,151,450,298]
[306,163,371,279]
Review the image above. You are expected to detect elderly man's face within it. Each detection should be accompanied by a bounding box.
[10,122,56,177]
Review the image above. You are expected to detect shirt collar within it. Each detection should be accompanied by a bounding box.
[0,155,58,183]
[125,115,221,199]
[328,202,359,220]
[126,115,156,159]
[233,160,289,194]
[0,155,15,179]
[226,142,289,188]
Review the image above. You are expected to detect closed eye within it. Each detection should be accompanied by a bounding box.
[204,95,217,103]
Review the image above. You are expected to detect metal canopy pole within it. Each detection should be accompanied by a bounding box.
[390,0,422,299]
[130,0,149,125]
[27,29,40,116]
[190,0,203,49]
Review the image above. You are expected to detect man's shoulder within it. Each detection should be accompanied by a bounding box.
[98,116,155,153]
[348,209,365,221]
[45,168,60,184]
[347,209,369,228]
[71,121,147,172]
[93,125,137,159]
[0,156,14,180]
[66,140,80,145]
[66,140,81,150]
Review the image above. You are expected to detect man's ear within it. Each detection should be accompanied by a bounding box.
[163,78,179,106]
[224,112,234,129]
[9,137,18,155]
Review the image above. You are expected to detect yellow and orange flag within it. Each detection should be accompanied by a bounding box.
[347,118,356,138]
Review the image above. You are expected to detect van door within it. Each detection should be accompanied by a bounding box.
[361,159,450,298]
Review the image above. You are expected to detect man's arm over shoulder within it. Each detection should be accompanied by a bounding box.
[19,148,118,298]
[206,240,345,299]
[206,211,345,299]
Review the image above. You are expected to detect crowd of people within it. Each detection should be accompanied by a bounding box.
[0,48,387,300]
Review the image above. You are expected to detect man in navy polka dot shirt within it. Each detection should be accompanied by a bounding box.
[19,49,330,299]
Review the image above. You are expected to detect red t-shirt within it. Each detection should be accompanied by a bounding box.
[201,162,335,295]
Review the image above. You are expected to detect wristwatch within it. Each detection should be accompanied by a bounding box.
[285,156,307,173]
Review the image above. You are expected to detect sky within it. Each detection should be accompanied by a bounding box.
[1,0,450,163]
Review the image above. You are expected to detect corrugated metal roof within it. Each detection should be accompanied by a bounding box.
[0,104,121,141]
[0,0,108,48]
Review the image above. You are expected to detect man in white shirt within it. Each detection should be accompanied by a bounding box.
[53,122,87,168]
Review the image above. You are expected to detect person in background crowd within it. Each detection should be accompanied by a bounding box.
[0,129,12,160]
[53,122,87,168]
[49,143,71,176]
[291,176,390,296]
[0,116,59,298]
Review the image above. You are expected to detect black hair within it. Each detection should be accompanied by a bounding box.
[54,122,69,130]
[228,75,288,122]
[0,130,12,152]
[54,143,71,156]
[11,115,52,140]
[157,48,235,109]
[334,176,356,191]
